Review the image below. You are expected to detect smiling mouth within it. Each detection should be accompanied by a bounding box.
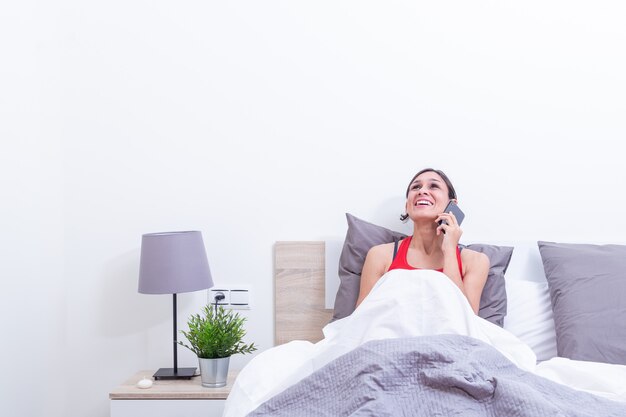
[415,200,433,207]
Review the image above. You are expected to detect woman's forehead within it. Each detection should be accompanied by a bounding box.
[413,172,443,184]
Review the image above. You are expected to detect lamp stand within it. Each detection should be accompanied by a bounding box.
[153,293,197,380]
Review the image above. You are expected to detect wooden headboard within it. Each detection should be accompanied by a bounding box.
[274,241,333,345]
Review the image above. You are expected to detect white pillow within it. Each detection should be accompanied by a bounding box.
[504,279,558,362]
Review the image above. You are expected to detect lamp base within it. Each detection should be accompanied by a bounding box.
[153,367,197,380]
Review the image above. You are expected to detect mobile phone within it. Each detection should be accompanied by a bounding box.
[438,200,465,229]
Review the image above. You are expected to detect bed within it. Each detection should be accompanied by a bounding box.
[224,214,626,417]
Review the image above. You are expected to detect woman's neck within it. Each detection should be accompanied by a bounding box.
[411,221,441,255]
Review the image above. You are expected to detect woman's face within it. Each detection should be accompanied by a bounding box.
[405,171,451,221]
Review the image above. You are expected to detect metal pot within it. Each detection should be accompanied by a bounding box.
[198,356,230,388]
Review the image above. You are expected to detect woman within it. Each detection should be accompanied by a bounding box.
[356,168,490,314]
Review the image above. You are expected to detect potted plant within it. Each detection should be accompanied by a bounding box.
[179,304,257,387]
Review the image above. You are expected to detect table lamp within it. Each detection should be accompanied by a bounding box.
[138,230,213,380]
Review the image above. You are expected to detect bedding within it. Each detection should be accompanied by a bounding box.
[503,279,557,361]
[333,213,513,326]
[223,269,626,417]
[247,335,626,417]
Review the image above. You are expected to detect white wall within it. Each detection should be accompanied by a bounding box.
[2,1,625,416]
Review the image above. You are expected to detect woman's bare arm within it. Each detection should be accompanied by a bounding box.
[459,250,490,314]
[355,244,392,308]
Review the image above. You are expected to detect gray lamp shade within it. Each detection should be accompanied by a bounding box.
[138,231,213,294]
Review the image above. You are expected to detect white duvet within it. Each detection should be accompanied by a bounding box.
[224,269,626,417]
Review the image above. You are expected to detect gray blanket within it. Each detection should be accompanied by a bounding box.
[247,335,626,416]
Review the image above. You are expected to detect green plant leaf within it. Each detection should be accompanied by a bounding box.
[178,304,258,359]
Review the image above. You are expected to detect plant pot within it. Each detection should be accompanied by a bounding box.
[198,356,230,388]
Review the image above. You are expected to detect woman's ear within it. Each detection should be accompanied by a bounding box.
[400,200,410,222]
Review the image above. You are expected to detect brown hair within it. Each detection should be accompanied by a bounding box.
[400,168,457,222]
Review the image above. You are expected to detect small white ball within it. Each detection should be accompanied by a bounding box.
[137,377,153,389]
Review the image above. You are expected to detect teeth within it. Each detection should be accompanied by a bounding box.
[416,200,432,206]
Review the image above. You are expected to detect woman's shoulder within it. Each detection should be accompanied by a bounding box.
[460,247,490,268]
[367,241,396,257]
[362,242,396,276]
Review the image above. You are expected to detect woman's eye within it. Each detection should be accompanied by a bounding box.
[411,184,420,190]
[430,184,439,189]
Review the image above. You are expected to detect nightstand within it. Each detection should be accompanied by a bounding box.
[109,370,238,417]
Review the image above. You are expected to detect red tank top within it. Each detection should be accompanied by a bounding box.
[387,236,464,279]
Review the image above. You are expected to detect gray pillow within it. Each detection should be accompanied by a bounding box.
[333,213,406,321]
[537,241,626,365]
[332,213,512,326]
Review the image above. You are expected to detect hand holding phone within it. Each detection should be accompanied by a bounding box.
[438,200,465,232]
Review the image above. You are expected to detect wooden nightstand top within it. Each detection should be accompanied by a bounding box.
[109,370,239,400]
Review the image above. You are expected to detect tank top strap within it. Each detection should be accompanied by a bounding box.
[388,237,413,271]
[393,238,400,260]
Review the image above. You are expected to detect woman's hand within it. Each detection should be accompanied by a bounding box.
[435,211,462,253]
